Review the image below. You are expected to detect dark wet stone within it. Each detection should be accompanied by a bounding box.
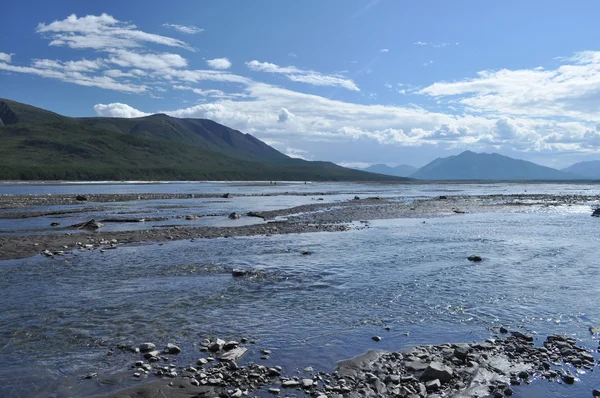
[139,343,156,352]
[592,208,600,217]
[511,331,534,342]
[500,326,509,334]
[76,195,88,201]
[232,269,248,277]
[222,193,232,198]
[164,343,181,355]
[420,362,453,383]
[372,336,382,342]
[563,373,576,384]
[467,255,483,262]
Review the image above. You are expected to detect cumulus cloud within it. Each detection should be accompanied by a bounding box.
[0,52,13,63]
[36,13,194,51]
[278,107,293,123]
[418,51,600,122]
[94,102,149,118]
[206,57,232,70]
[245,60,359,91]
[162,23,203,35]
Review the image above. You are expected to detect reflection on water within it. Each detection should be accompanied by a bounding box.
[1,183,600,397]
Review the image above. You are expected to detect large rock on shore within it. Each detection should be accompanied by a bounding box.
[420,361,454,383]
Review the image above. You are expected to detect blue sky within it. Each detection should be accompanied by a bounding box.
[3,1,600,168]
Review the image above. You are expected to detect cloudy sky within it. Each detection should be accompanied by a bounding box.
[3,0,600,169]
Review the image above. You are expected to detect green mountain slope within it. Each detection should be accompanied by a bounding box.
[0,99,409,182]
[411,150,583,181]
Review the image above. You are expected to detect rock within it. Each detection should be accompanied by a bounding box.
[439,195,448,200]
[209,338,226,352]
[420,362,454,383]
[268,388,280,394]
[185,215,200,220]
[511,331,534,342]
[228,212,241,219]
[500,326,509,334]
[76,195,88,201]
[223,341,239,350]
[50,222,60,227]
[372,336,382,342]
[562,373,576,384]
[218,347,247,362]
[425,379,441,391]
[354,196,360,200]
[301,378,314,388]
[222,193,232,199]
[592,208,600,217]
[143,350,160,360]
[593,389,600,397]
[232,269,248,277]
[504,387,514,396]
[139,343,156,352]
[467,255,483,262]
[164,343,181,354]
[589,326,600,334]
[301,250,312,255]
[454,346,470,360]
[74,219,104,229]
[282,380,300,388]
[230,388,243,397]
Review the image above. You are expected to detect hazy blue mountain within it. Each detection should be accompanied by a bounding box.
[410,150,583,181]
[362,164,417,177]
[562,161,600,179]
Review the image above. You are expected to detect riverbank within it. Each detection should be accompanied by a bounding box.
[85,330,598,398]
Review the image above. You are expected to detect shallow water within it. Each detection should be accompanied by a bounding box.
[1,182,600,397]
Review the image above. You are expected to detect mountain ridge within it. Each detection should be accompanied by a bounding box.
[0,98,409,182]
[410,150,584,181]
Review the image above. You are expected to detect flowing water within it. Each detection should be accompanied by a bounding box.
[1,182,600,397]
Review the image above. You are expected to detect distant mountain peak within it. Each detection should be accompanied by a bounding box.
[411,150,583,181]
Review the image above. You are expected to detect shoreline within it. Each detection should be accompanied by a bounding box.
[63,330,599,398]
[1,193,598,260]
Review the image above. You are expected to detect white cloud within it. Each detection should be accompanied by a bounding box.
[0,52,13,63]
[285,147,309,159]
[278,107,293,123]
[288,52,298,58]
[0,61,146,93]
[108,50,187,70]
[337,161,371,169]
[33,58,104,72]
[94,103,150,118]
[206,57,232,70]
[162,23,203,35]
[36,13,194,51]
[380,48,389,53]
[414,41,455,48]
[246,60,359,91]
[418,50,600,123]
[423,60,434,66]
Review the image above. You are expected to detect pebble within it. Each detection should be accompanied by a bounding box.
[372,336,382,342]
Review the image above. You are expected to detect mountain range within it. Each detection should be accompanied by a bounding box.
[0,99,408,181]
[361,151,600,181]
